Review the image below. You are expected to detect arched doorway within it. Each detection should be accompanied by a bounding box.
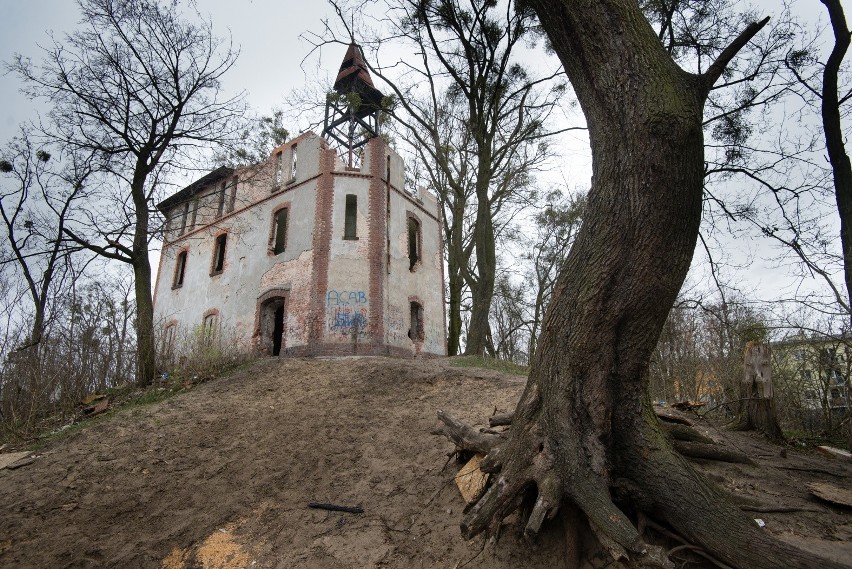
[258,293,287,356]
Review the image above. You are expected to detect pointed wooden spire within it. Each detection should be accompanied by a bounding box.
[332,43,384,109]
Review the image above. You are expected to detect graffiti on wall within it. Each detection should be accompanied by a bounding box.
[386,305,407,344]
[327,290,368,336]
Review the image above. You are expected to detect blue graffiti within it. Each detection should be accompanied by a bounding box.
[326,290,368,336]
[326,290,368,306]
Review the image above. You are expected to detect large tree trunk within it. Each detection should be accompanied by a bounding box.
[440,2,844,567]
[132,179,156,387]
[464,182,497,357]
[447,245,464,357]
[821,0,852,316]
[444,194,467,356]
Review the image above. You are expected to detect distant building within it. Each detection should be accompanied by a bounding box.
[772,333,850,413]
[152,45,446,359]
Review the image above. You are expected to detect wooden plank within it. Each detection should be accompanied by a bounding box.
[455,454,488,504]
[0,452,30,471]
[808,482,852,507]
[816,446,852,462]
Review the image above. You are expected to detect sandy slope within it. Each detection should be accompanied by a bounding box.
[0,356,849,568]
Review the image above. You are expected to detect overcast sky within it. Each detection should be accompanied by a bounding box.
[0,1,348,145]
[0,1,843,314]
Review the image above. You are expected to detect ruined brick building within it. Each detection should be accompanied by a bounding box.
[152,44,446,357]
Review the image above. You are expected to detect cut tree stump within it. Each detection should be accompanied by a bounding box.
[730,342,784,441]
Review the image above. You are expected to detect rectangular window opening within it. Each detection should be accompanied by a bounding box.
[216,181,227,218]
[273,208,288,255]
[179,203,190,235]
[203,313,217,345]
[408,217,420,270]
[290,144,297,182]
[409,301,424,341]
[275,150,283,186]
[344,194,358,240]
[189,198,199,230]
[227,177,238,213]
[173,250,187,288]
[212,234,227,273]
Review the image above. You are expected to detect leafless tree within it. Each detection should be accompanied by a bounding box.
[8,0,247,385]
[0,132,92,353]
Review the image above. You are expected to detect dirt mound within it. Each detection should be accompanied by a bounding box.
[0,356,850,568]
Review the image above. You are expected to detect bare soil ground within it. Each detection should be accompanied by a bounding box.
[0,356,850,569]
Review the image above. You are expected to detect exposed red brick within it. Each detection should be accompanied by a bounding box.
[366,138,387,344]
[308,144,337,349]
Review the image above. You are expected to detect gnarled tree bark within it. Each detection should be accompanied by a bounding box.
[437,1,845,567]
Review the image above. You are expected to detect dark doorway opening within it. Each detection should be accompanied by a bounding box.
[273,305,285,356]
[259,295,287,356]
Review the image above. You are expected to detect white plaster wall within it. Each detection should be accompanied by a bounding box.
[324,174,373,344]
[385,187,446,355]
[154,134,325,352]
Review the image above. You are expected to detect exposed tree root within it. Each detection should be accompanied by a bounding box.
[489,407,701,429]
[431,410,499,454]
[671,441,755,465]
[480,409,750,464]
[653,407,695,426]
[660,422,715,444]
[488,412,514,427]
[739,504,821,513]
[434,407,847,569]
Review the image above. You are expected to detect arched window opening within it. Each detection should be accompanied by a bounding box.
[202,312,218,345]
[162,323,177,361]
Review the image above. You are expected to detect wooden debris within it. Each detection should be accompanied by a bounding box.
[0,452,31,471]
[81,393,105,405]
[455,453,489,504]
[807,482,852,508]
[816,446,852,462]
[6,457,35,470]
[432,410,498,454]
[83,398,110,417]
[670,400,705,411]
[308,502,364,514]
